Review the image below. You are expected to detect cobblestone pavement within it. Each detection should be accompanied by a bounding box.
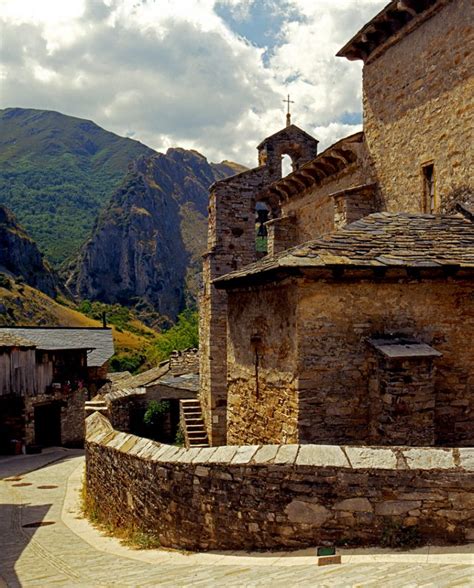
[0,449,473,587]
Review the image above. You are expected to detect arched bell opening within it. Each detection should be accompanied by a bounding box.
[282,154,293,177]
[255,201,271,258]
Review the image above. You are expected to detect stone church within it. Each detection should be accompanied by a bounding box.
[198,0,473,448]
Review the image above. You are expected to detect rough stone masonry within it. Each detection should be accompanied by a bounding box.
[86,413,474,551]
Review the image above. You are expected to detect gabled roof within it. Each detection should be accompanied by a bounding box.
[215,213,474,287]
[257,124,319,150]
[337,0,447,63]
[0,327,114,366]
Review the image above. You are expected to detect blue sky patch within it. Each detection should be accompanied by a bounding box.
[215,1,305,63]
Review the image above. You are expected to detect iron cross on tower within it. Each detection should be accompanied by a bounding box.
[283,94,294,127]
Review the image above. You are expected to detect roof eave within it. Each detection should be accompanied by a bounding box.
[336,0,446,64]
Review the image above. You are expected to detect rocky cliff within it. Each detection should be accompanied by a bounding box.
[0,205,59,297]
[66,149,244,324]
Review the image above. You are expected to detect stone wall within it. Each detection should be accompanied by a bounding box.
[226,283,299,445]
[296,276,474,447]
[200,167,269,446]
[61,387,88,446]
[368,354,437,447]
[363,0,473,212]
[169,348,199,374]
[103,388,147,433]
[85,412,474,551]
[280,170,377,245]
[225,274,473,447]
[24,387,88,447]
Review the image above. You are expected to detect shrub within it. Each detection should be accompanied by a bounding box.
[109,352,144,373]
[0,274,12,290]
[381,519,423,549]
[143,400,170,428]
[147,309,198,364]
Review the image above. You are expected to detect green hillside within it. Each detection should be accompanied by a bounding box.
[0,108,154,265]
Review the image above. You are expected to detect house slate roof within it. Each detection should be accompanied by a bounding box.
[0,327,114,367]
[0,333,36,349]
[115,361,199,393]
[214,213,474,288]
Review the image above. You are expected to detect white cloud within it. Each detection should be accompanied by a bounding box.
[0,0,387,166]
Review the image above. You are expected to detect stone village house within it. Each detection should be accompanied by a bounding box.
[0,327,113,451]
[198,0,474,448]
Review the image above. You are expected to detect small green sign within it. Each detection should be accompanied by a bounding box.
[317,547,336,557]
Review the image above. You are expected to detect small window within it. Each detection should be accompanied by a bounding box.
[422,163,436,213]
[255,202,269,256]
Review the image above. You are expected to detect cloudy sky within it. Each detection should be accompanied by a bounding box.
[0,0,387,167]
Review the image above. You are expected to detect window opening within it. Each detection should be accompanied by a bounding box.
[281,154,293,177]
[255,202,269,256]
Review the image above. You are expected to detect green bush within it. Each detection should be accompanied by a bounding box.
[142,400,170,442]
[109,352,144,373]
[174,426,185,447]
[0,274,12,290]
[143,400,170,427]
[381,519,423,549]
[148,309,198,364]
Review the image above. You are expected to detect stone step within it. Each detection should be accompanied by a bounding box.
[180,398,209,448]
[85,406,108,412]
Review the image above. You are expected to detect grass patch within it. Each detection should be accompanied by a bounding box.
[81,477,161,550]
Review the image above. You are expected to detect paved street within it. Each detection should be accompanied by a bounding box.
[0,449,473,587]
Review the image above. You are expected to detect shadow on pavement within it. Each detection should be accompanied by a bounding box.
[0,502,52,588]
[0,448,83,480]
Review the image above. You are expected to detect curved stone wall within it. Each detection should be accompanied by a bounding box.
[85,412,474,551]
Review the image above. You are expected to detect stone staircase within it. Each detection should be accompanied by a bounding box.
[180,399,209,448]
[84,398,108,417]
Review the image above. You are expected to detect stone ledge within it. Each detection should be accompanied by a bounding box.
[85,412,474,471]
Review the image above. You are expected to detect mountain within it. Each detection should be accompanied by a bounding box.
[0,107,154,265]
[0,205,59,297]
[0,274,156,370]
[66,150,244,324]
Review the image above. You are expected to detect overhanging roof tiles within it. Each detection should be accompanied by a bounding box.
[215,213,474,287]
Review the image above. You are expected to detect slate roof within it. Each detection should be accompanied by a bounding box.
[215,213,474,287]
[0,333,36,349]
[118,364,170,389]
[116,363,199,393]
[0,328,114,366]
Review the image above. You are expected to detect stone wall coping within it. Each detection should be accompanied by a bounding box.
[86,412,474,471]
